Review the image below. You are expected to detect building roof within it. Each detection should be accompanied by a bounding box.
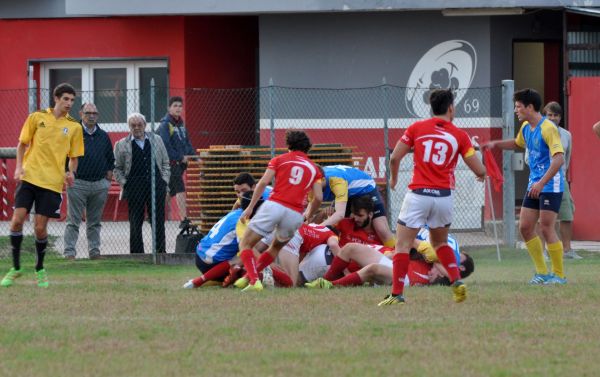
[3,0,600,18]
[65,0,600,16]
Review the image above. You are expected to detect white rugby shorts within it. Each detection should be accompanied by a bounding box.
[249,200,303,241]
[299,244,333,282]
[378,254,393,269]
[397,191,453,229]
[261,230,303,257]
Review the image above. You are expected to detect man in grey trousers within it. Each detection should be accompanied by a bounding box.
[64,103,115,259]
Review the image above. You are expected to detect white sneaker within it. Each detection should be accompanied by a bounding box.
[564,250,583,260]
[182,279,195,289]
[262,266,275,288]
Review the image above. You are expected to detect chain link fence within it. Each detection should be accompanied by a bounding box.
[0,83,510,261]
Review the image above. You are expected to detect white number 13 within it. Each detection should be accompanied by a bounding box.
[422,140,448,165]
[289,166,304,185]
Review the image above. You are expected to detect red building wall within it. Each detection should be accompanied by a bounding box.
[567,77,600,240]
[0,15,258,220]
[182,16,259,149]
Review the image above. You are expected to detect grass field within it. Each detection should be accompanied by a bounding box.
[1,247,599,377]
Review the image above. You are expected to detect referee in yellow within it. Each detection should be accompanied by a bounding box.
[1,83,84,288]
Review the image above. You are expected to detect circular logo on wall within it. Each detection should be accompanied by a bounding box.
[405,40,477,118]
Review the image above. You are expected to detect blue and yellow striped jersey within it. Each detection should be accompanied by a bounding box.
[516,117,564,193]
[323,165,376,202]
[197,209,242,264]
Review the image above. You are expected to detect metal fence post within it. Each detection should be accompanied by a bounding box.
[502,80,516,248]
[150,78,157,263]
[381,78,392,229]
[28,66,37,113]
[269,78,275,158]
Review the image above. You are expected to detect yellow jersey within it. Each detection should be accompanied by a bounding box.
[19,108,84,193]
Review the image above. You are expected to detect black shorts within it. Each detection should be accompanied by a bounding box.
[345,188,387,219]
[522,192,563,213]
[14,181,63,218]
[168,162,186,197]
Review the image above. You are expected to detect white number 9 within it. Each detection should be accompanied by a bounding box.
[289,166,304,185]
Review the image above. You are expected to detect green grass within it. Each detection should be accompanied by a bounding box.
[1,248,600,377]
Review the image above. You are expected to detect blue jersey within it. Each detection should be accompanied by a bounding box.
[197,209,242,264]
[416,228,460,264]
[323,165,376,202]
[516,117,564,193]
[262,185,273,200]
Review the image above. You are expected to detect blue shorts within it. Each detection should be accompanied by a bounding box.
[346,188,387,219]
[522,192,563,213]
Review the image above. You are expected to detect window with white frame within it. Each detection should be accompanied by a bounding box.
[39,60,168,131]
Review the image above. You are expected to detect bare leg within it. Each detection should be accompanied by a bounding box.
[340,243,388,267]
[176,192,187,220]
[559,221,573,252]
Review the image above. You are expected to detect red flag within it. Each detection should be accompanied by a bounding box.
[484,149,504,192]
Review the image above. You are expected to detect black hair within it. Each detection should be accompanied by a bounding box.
[431,276,452,286]
[169,96,183,107]
[240,191,265,219]
[53,83,76,99]
[233,172,256,187]
[429,89,454,116]
[513,88,542,112]
[409,247,425,261]
[286,130,312,153]
[351,195,374,214]
[325,225,340,236]
[460,252,475,279]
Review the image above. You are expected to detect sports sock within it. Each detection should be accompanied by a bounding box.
[271,267,293,287]
[10,231,23,270]
[35,237,48,272]
[192,261,230,287]
[323,256,350,281]
[547,240,565,278]
[239,249,259,284]
[255,252,275,273]
[525,236,548,275]
[391,253,409,296]
[435,244,461,283]
[383,237,396,248]
[332,272,363,287]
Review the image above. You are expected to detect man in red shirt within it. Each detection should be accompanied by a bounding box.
[298,223,340,261]
[256,222,341,286]
[305,241,474,288]
[235,130,323,292]
[379,89,486,306]
[335,195,383,247]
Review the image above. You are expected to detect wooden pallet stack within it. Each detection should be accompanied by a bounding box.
[186,144,362,233]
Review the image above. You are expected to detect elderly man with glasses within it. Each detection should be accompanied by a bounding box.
[63,103,115,260]
[113,113,170,254]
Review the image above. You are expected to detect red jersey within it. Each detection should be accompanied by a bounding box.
[335,218,382,247]
[299,223,336,257]
[400,117,475,190]
[407,260,432,286]
[267,151,322,213]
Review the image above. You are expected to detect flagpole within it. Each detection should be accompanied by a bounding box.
[478,139,502,262]
[486,176,502,261]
